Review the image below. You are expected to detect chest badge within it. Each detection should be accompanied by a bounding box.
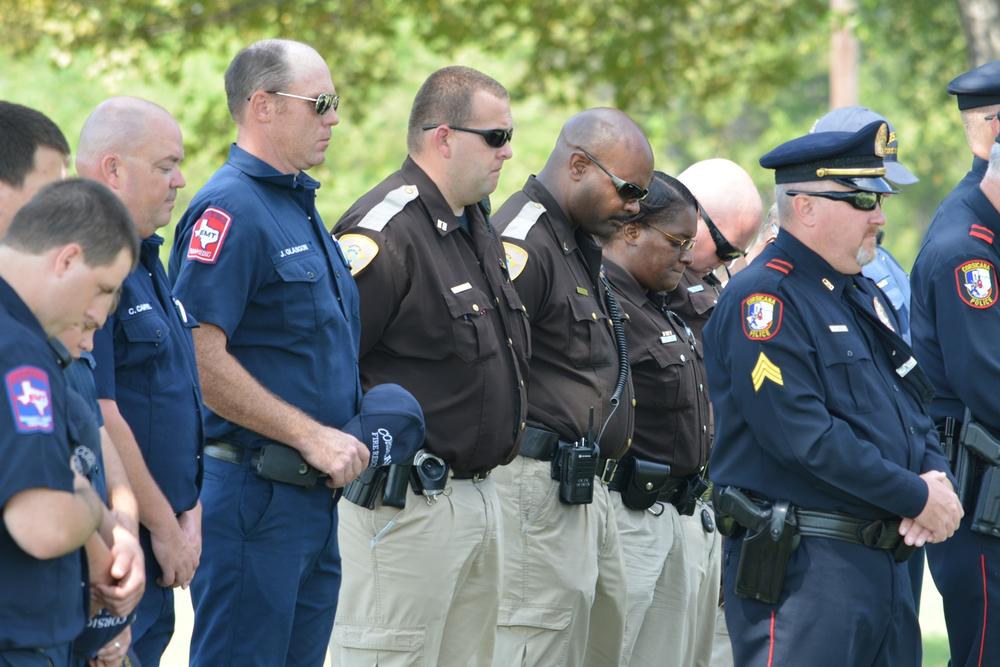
[741,293,783,341]
[5,366,54,434]
[872,296,896,332]
[337,233,380,277]
[956,259,997,309]
[503,241,529,281]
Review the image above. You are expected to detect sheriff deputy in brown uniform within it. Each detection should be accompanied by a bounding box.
[329,66,529,667]
[601,171,712,667]
[492,107,653,667]
[671,159,763,667]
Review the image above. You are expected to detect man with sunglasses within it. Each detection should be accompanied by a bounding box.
[909,61,1000,667]
[704,121,961,666]
[329,65,527,667]
[491,108,653,667]
[169,39,369,667]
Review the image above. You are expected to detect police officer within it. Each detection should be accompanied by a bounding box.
[492,108,652,666]
[600,171,710,666]
[330,65,528,667]
[705,121,962,666]
[0,179,138,667]
[76,97,201,667]
[911,121,1000,666]
[169,40,368,667]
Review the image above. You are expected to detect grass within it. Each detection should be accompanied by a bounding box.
[923,634,950,666]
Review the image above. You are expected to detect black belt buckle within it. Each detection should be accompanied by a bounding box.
[599,458,618,485]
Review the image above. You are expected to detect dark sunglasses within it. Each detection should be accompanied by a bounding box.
[700,207,745,261]
[785,189,886,212]
[574,146,648,202]
[646,224,696,251]
[422,124,513,148]
[265,91,339,115]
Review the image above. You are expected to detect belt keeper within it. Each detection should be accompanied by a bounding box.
[600,458,618,485]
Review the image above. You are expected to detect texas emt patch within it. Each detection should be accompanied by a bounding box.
[741,293,783,341]
[187,207,233,264]
[5,366,54,434]
[956,259,997,309]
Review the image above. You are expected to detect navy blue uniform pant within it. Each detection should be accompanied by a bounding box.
[723,534,919,666]
[130,528,175,667]
[927,516,1000,667]
[189,457,341,667]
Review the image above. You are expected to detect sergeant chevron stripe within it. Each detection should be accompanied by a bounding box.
[751,351,783,392]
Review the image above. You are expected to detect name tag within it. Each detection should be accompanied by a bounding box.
[687,284,705,294]
[660,331,678,344]
[127,303,153,316]
[828,324,849,333]
[451,282,472,294]
[278,243,310,259]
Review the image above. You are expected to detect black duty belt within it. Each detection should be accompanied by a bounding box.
[204,440,257,466]
[606,462,690,505]
[452,469,493,482]
[796,509,915,561]
[519,426,619,483]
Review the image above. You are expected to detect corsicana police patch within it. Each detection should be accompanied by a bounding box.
[337,233,380,277]
[503,241,529,281]
[741,293,783,341]
[955,259,997,309]
[5,366,54,434]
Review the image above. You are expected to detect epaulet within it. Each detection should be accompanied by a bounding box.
[501,200,546,240]
[763,258,794,275]
[357,184,420,232]
[969,223,995,245]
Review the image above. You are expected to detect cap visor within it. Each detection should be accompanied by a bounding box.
[834,176,898,194]
[885,160,919,185]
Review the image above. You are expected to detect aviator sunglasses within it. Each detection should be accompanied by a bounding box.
[785,189,886,212]
[422,124,514,148]
[256,91,340,115]
[573,146,648,202]
[646,224,697,252]
[699,206,745,261]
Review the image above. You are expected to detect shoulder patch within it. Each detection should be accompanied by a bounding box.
[503,241,530,281]
[187,207,233,264]
[955,259,997,309]
[357,184,419,232]
[5,366,54,434]
[764,258,794,275]
[501,201,546,241]
[741,293,784,341]
[338,233,380,277]
[970,223,995,245]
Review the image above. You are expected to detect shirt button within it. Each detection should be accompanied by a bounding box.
[846,350,854,357]
[909,426,916,435]
[307,271,316,279]
[680,354,687,362]
[591,312,597,320]
[520,422,526,431]
[627,437,632,446]
[631,398,637,407]
[703,425,708,432]
[507,338,513,347]
[155,329,162,338]
[699,383,704,392]
[892,385,900,392]
[519,379,524,387]
[472,304,480,312]
[495,297,500,305]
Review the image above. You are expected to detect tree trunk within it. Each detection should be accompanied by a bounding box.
[830,0,859,108]
[956,0,1000,65]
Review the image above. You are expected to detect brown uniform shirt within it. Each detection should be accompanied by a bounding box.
[662,268,722,342]
[604,259,710,476]
[334,158,529,474]
[494,177,634,459]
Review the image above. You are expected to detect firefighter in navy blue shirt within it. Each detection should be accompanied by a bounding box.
[169,39,368,667]
[76,97,202,667]
[704,122,962,666]
[911,140,1000,667]
[0,179,138,667]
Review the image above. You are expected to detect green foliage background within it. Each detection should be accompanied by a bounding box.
[0,1,974,270]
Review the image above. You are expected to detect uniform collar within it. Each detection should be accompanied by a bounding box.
[0,275,46,339]
[965,185,1000,234]
[400,157,481,236]
[522,176,580,255]
[772,230,852,296]
[973,155,989,177]
[603,257,648,307]
[227,144,321,191]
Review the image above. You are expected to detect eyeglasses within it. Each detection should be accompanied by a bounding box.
[700,207,745,261]
[646,224,696,251]
[573,146,648,202]
[264,91,340,115]
[421,124,513,148]
[785,189,886,211]
[986,114,998,121]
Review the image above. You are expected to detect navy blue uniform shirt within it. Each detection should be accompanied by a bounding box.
[94,234,204,513]
[0,277,85,650]
[704,231,949,519]
[169,144,362,441]
[911,185,1000,431]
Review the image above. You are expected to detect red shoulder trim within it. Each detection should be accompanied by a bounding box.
[970,224,995,245]
[765,258,793,275]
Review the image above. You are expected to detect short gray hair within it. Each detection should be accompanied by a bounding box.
[224,40,297,121]
[988,141,1000,178]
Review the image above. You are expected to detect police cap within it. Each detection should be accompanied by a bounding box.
[760,120,895,194]
[947,60,1000,110]
[812,106,918,185]
[342,383,426,467]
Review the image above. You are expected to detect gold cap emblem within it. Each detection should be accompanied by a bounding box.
[874,123,888,158]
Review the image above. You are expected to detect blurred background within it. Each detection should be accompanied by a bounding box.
[2,1,996,663]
